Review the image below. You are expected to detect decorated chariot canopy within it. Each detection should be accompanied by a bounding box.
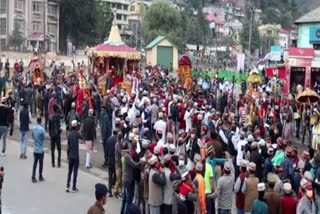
[86,10,141,60]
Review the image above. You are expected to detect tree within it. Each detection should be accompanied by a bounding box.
[144,2,185,50]
[95,1,114,42]
[8,22,25,49]
[59,0,113,53]
[240,21,261,54]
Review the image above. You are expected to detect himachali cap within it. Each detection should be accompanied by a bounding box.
[163,154,171,163]
[240,159,248,168]
[304,171,313,182]
[224,161,232,172]
[196,162,203,171]
[115,118,121,124]
[194,154,202,162]
[169,144,176,153]
[190,128,197,134]
[251,141,258,149]
[154,146,161,155]
[247,135,254,142]
[248,162,256,171]
[300,178,308,189]
[277,137,286,147]
[257,183,265,192]
[267,147,274,154]
[304,182,313,190]
[141,139,150,148]
[283,183,292,194]
[179,129,185,135]
[71,120,78,127]
[267,173,277,184]
[148,155,157,165]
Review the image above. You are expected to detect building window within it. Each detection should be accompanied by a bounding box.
[0,39,6,50]
[123,15,127,21]
[48,4,57,15]
[116,3,121,9]
[0,0,6,14]
[117,14,121,20]
[313,44,320,50]
[118,25,122,30]
[123,5,128,10]
[0,18,6,35]
[32,22,40,32]
[32,1,40,12]
[130,6,135,11]
[48,24,56,35]
[15,0,24,10]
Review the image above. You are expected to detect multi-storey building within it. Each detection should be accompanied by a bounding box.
[99,0,131,43]
[0,0,59,52]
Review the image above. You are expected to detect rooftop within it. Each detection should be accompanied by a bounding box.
[295,6,320,24]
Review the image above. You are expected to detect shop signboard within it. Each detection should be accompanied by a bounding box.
[270,45,281,61]
[312,60,320,68]
[288,47,314,58]
[314,50,320,61]
[310,27,320,43]
[289,58,312,67]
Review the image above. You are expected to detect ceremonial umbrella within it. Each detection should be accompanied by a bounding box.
[296,88,320,103]
[247,68,262,84]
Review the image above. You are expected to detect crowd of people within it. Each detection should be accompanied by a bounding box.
[1,58,320,214]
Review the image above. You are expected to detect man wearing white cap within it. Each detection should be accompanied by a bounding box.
[153,112,166,142]
[251,183,268,214]
[281,183,296,214]
[210,161,234,214]
[82,108,96,168]
[66,120,82,192]
[148,155,166,214]
[241,162,259,213]
[236,131,248,171]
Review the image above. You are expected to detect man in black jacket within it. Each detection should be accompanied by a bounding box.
[0,98,8,156]
[100,106,111,167]
[48,104,62,167]
[106,129,118,197]
[82,109,96,168]
[66,120,82,193]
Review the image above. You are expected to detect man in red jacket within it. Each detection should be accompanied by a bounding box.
[281,183,297,214]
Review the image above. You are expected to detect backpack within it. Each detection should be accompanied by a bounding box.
[49,116,60,136]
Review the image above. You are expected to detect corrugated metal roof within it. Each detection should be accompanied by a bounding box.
[145,36,166,49]
[295,6,320,24]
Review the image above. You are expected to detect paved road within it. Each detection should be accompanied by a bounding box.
[1,139,120,214]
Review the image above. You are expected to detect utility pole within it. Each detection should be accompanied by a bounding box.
[248,6,253,55]
[43,0,47,69]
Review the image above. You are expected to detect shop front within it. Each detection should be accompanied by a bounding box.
[311,50,320,88]
[286,47,314,93]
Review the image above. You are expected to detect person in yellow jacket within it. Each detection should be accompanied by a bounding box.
[193,162,206,214]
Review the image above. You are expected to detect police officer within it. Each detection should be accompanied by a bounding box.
[87,183,108,214]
